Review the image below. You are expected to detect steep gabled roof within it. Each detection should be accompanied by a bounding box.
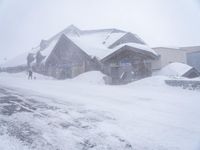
[33,25,157,62]
[48,24,81,43]
[1,25,158,68]
[40,39,58,63]
[37,25,127,60]
[101,43,158,62]
[45,34,91,65]
[109,32,146,48]
[68,30,127,59]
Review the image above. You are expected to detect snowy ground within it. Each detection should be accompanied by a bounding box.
[0,71,200,150]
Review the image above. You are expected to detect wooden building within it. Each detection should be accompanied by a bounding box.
[101,44,157,84]
[26,25,158,83]
[2,25,157,84]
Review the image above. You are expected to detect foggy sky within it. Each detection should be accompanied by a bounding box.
[0,0,200,63]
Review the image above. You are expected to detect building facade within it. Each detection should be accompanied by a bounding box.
[152,46,200,72]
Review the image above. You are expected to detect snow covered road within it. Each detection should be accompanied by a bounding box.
[0,86,132,150]
[0,72,200,150]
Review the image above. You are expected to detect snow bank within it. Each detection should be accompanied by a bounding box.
[72,71,105,85]
[127,75,170,87]
[0,72,200,150]
[154,62,192,77]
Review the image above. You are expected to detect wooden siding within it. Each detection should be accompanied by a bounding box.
[41,34,99,79]
[102,48,153,84]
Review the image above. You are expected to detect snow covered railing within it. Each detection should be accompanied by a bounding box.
[165,80,200,90]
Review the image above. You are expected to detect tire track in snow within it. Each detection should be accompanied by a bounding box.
[0,87,133,150]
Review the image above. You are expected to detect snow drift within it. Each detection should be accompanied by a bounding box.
[154,62,193,77]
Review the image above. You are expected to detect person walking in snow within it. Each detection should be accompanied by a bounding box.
[28,69,33,80]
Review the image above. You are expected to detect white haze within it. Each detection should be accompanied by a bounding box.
[0,0,200,63]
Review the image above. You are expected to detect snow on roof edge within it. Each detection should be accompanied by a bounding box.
[114,43,158,55]
[155,62,193,77]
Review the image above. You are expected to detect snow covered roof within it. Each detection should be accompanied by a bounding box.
[153,47,180,50]
[101,43,158,62]
[180,46,200,53]
[68,31,126,59]
[3,25,157,68]
[35,26,128,60]
[1,52,28,68]
[40,39,58,63]
[113,43,158,56]
[48,24,81,43]
[153,46,200,53]
[38,25,157,61]
[154,62,193,77]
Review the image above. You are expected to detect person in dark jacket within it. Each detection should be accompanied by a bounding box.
[28,70,33,80]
